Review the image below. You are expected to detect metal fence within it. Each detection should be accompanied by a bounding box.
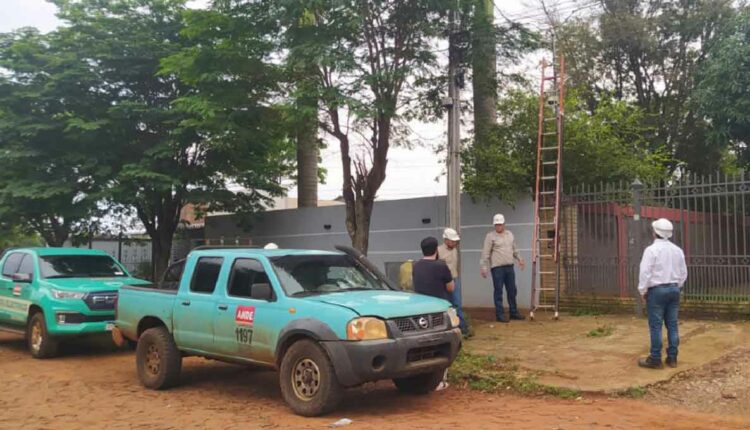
[560,173,750,311]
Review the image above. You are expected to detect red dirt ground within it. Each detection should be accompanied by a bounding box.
[1,333,749,429]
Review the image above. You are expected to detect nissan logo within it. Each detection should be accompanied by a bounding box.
[417,316,429,329]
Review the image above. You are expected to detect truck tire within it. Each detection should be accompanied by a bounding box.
[136,326,182,390]
[279,339,343,416]
[393,369,445,395]
[27,312,59,359]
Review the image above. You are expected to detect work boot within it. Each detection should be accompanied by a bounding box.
[638,357,664,369]
[666,357,677,368]
[510,313,526,321]
[496,316,510,323]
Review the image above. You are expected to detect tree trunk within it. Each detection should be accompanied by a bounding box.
[296,94,319,208]
[471,0,497,146]
[151,232,173,282]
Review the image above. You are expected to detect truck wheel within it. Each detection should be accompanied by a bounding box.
[27,312,59,359]
[279,339,343,416]
[393,369,445,395]
[136,326,182,390]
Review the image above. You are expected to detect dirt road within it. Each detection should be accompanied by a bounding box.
[1,333,748,430]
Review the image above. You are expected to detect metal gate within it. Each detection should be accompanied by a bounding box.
[560,173,750,313]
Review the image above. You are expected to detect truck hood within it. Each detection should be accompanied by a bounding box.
[305,290,451,319]
[42,277,150,292]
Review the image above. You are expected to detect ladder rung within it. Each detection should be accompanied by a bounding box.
[539,254,553,258]
[540,191,555,195]
[535,305,557,309]
[542,161,557,165]
[541,146,559,151]
[539,238,553,241]
[539,271,555,275]
[539,222,555,226]
[540,207,555,211]
[541,176,556,180]
[542,132,556,136]
[543,76,555,80]
[544,117,557,122]
[539,288,556,291]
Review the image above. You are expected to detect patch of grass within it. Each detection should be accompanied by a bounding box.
[449,351,581,400]
[618,386,648,398]
[587,324,614,338]
[571,308,606,317]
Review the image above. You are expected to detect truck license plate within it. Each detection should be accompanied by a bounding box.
[105,323,114,331]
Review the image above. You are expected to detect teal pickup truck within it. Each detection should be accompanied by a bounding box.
[0,247,149,358]
[114,246,462,416]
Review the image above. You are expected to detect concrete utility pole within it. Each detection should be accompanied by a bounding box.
[446,0,462,263]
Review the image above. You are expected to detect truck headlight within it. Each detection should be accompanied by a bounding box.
[346,317,388,341]
[51,289,86,300]
[447,308,460,328]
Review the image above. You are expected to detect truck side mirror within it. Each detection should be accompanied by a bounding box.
[250,283,274,301]
[11,273,32,283]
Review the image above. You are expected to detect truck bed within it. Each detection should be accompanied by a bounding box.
[117,284,178,341]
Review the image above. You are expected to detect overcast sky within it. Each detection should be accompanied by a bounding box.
[0,0,566,201]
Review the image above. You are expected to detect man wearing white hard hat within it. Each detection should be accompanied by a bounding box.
[264,242,279,250]
[438,228,470,335]
[480,214,526,322]
[637,218,687,370]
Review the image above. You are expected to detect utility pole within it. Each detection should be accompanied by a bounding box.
[445,0,462,270]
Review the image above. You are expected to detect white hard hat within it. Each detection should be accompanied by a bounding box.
[443,228,460,241]
[493,214,505,225]
[264,242,279,249]
[652,218,673,239]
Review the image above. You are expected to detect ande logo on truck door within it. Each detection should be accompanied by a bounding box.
[235,305,255,326]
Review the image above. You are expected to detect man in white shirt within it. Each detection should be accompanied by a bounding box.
[637,218,688,369]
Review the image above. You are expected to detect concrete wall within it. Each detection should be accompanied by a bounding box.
[205,193,535,309]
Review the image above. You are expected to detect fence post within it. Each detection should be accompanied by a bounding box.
[631,178,644,315]
[118,231,123,261]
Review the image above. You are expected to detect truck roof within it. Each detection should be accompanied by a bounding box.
[13,247,112,257]
[188,248,344,258]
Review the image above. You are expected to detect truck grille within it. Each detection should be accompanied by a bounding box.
[84,291,118,311]
[393,313,446,333]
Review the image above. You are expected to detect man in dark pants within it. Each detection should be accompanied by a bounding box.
[480,214,526,322]
[638,218,687,369]
[412,236,454,390]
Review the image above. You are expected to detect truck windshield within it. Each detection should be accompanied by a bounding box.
[40,255,127,279]
[270,254,389,297]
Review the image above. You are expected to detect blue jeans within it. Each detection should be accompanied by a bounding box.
[491,265,518,319]
[646,284,681,361]
[449,277,468,332]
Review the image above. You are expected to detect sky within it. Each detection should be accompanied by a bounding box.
[0,0,584,201]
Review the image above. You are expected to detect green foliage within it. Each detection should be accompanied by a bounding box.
[694,8,750,171]
[618,386,648,398]
[462,89,668,202]
[557,1,737,174]
[449,351,581,399]
[586,324,614,338]
[0,28,111,245]
[0,226,44,250]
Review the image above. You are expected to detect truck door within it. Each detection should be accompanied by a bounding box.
[173,256,224,352]
[0,252,25,324]
[213,257,286,363]
[6,254,34,325]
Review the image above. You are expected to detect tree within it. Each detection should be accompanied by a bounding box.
[56,0,294,279]
[0,28,111,245]
[694,8,750,170]
[275,0,452,253]
[462,89,668,201]
[556,0,736,174]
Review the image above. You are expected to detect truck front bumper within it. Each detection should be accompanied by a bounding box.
[321,327,462,387]
[45,309,115,336]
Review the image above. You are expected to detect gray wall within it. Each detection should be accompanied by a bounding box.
[206,193,535,309]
